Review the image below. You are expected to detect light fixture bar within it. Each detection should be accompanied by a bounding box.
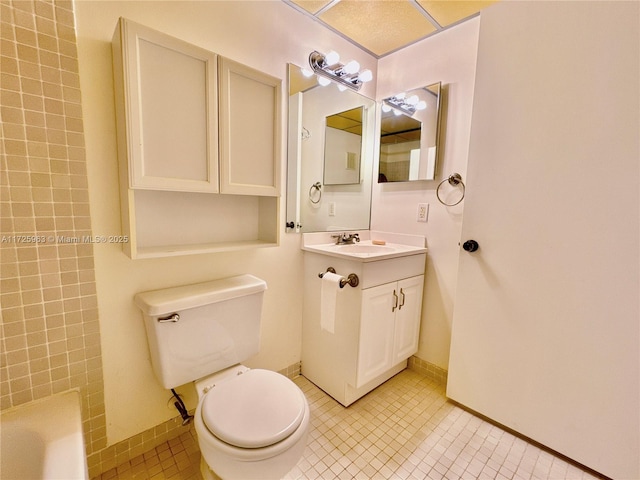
[309,50,366,91]
[383,96,417,116]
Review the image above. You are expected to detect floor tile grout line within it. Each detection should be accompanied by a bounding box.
[94,370,601,480]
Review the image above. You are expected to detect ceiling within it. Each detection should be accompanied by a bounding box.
[283,0,498,58]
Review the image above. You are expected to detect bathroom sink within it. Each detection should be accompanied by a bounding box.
[302,234,427,262]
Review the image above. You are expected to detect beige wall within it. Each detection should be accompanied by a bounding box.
[0,0,106,460]
[74,0,376,446]
[5,1,638,477]
[2,0,482,470]
[373,17,481,370]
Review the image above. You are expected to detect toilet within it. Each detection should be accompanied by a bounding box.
[134,274,310,480]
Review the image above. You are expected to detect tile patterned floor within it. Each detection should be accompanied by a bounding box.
[95,370,603,480]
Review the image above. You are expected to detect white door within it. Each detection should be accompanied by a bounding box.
[447,3,639,479]
[393,276,424,363]
[357,283,395,387]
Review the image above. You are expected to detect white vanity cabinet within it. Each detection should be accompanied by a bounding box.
[357,275,424,387]
[112,18,280,258]
[301,233,427,407]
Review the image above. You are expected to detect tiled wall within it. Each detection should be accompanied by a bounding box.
[379,160,410,182]
[0,0,107,467]
[408,355,448,385]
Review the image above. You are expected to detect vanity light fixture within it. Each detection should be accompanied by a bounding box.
[383,93,427,116]
[309,50,373,91]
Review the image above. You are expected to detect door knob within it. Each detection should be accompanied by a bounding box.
[462,240,479,252]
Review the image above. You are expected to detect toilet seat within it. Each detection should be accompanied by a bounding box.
[201,369,306,448]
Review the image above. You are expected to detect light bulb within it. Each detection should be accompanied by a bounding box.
[382,104,392,113]
[393,109,403,116]
[301,68,314,78]
[416,101,427,110]
[395,92,406,100]
[325,50,340,66]
[337,84,347,92]
[343,60,360,74]
[318,76,331,87]
[359,69,373,82]
[406,95,419,105]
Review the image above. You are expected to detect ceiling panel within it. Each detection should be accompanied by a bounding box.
[417,0,498,27]
[290,0,334,15]
[285,0,498,57]
[318,1,437,57]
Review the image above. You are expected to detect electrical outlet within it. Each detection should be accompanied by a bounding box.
[417,203,429,222]
[329,202,336,216]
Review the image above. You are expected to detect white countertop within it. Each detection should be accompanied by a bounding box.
[302,231,427,262]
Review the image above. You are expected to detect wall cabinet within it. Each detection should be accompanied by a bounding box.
[112,18,280,258]
[357,276,424,387]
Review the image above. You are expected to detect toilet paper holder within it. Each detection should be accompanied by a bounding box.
[318,267,359,288]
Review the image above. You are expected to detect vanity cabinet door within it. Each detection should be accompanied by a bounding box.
[357,283,396,387]
[392,276,424,363]
[113,18,219,193]
[218,57,281,196]
[357,275,424,387]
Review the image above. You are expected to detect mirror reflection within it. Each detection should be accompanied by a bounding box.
[379,82,442,182]
[287,64,375,233]
[324,107,363,185]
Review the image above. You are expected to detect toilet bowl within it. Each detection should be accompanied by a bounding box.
[194,366,310,480]
[133,275,310,480]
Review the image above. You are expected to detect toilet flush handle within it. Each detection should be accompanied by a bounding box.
[158,313,180,323]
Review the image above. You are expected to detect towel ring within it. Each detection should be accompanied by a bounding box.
[309,182,322,204]
[436,173,466,206]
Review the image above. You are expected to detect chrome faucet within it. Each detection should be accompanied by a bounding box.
[331,232,360,245]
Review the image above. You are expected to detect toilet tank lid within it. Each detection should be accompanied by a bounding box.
[134,274,267,316]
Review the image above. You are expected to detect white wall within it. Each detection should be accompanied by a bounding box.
[75,0,376,445]
[373,18,481,370]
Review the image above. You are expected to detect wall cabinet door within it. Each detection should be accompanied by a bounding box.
[113,17,219,193]
[219,58,281,196]
[357,276,424,387]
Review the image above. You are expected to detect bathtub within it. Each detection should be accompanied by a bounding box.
[0,390,88,479]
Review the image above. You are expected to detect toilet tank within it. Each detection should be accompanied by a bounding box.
[134,274,267,389]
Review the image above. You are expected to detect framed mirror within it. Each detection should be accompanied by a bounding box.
[379,82,442,182]
[286,64,375,233]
